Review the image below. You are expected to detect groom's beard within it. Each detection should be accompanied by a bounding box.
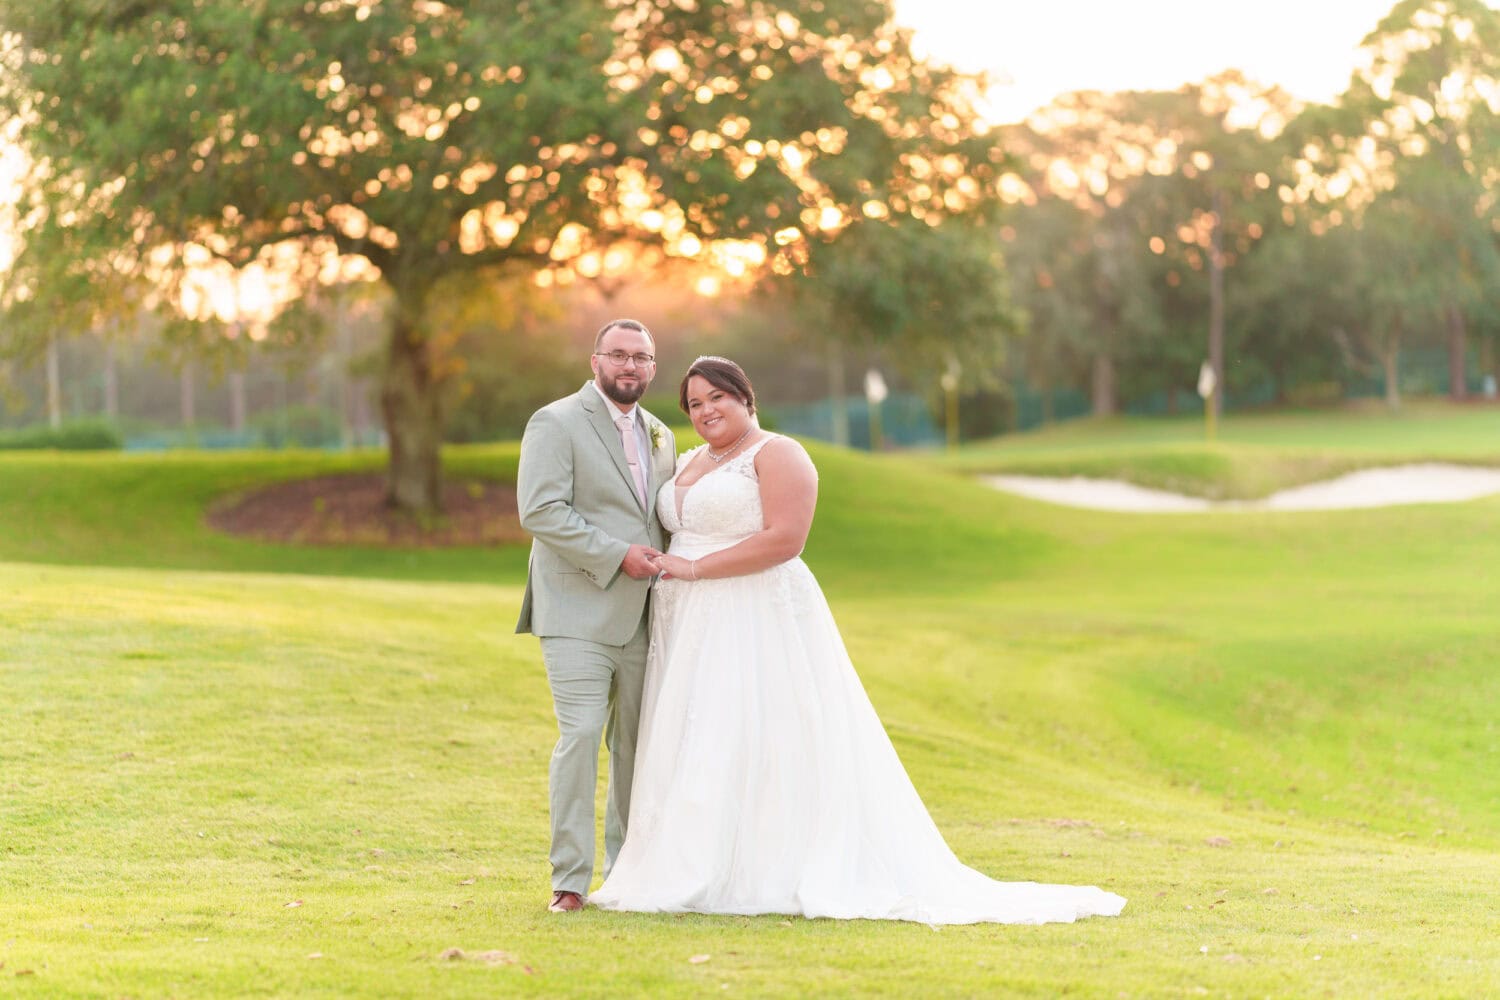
[598,371,649,405]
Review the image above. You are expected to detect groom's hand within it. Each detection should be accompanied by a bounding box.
[621,544,664,580]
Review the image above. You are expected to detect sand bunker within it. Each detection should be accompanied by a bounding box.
[983,463,1500,513]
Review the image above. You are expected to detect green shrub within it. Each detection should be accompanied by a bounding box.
[0,419,124,450]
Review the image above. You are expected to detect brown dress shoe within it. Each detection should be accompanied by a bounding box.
[548,890,585,912]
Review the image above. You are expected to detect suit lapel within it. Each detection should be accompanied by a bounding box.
[580,382,646,514]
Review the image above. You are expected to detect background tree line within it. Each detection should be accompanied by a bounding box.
[1001,0,1499,420]
[0,0,1496,505]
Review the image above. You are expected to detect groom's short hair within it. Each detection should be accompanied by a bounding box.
[594,318,654,351]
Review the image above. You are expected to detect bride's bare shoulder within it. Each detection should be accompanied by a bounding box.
[754,434,816,476]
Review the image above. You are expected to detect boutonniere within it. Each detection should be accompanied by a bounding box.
[649,423,665,453]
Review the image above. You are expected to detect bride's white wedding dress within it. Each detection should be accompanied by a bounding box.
[589,437,1125,924]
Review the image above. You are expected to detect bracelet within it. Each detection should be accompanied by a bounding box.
[689,559,699,581]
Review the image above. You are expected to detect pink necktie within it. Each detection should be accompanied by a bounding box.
[616,413,647,507]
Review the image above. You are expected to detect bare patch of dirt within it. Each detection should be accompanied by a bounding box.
[206,473,524,548]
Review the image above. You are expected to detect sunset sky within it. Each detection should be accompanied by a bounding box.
[891,0,1403,124]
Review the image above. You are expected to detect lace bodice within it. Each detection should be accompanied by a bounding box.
[657,436,777,545]
[649,434,816,631]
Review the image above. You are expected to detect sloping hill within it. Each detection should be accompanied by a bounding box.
[1,439,1497,996]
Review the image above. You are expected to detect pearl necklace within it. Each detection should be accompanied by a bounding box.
[706,427,753,463]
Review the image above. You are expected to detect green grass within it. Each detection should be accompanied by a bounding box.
[2,409,1499,997]
[0,446,527,581]
[931,399,1500,498]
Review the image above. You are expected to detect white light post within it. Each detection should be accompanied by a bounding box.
[1197,360,1218,442]
[940,359,960,451]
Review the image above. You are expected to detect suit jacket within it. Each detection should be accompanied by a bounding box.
[515,382,676,644]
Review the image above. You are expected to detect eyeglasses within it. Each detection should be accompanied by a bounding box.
[595,351,656,367]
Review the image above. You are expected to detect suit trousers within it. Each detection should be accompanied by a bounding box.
[540,611,649,894]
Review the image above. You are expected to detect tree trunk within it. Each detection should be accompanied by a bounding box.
[353,378,374,446]
[229,370,247,436]
[1479,335,1496,399]
[336,294,354,450]
[1208,189,1226,421]
[180,362,195,427]
[380,304,443,514]
[1381,343,1401,411]
[1090,350,1116,416]
[102,339,119,421]
[45,334,62,429]
[827,338,849,447]
[1446,303,1468,400]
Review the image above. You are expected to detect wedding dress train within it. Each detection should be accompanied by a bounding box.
[590,437,1125,924]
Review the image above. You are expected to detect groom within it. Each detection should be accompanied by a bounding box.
[515,318,675,913]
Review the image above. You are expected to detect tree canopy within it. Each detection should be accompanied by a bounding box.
[992,0,1498,419]
[0,0,1002,509]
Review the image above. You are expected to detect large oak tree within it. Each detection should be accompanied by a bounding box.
[0,0,1000,512]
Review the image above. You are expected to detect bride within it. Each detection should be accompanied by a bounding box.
[589,356,1125,925]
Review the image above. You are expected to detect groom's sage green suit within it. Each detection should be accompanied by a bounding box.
[516,382,675,895]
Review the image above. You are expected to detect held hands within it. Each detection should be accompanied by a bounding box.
[650,552,698,581]
[621,544,665,580]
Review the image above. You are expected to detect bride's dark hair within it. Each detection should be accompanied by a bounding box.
[680,355,756,416]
